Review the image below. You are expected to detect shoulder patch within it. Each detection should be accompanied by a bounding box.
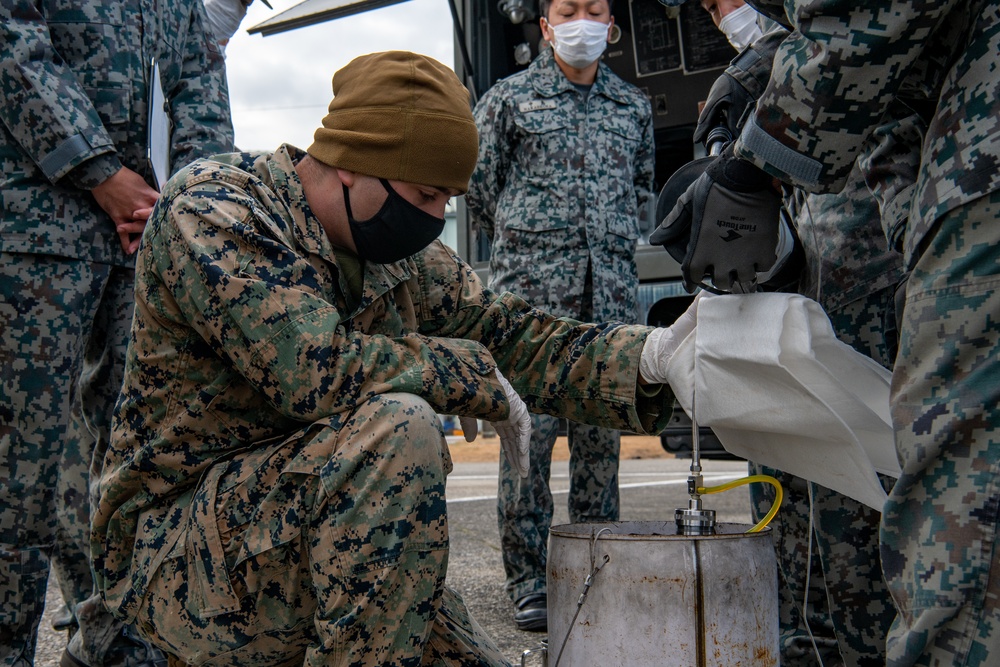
[518,99,559,113]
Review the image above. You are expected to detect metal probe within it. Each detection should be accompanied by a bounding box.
[675,411,717,535]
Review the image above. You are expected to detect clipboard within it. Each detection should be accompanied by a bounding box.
[147,58,171,190]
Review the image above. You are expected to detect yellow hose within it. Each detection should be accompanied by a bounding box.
[697,475,783,533]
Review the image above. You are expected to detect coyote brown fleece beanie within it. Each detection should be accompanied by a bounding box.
[307,51,478,193]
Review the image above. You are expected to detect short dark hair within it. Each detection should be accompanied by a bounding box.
[539,0,614,21]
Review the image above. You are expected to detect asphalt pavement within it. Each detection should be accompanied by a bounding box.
[34,454,754,666]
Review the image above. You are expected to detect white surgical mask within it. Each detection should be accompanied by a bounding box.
[203,0,248,52]
[718,4,763,52]
[546,18,609,69]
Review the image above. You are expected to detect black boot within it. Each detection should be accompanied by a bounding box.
[514,593,547,632]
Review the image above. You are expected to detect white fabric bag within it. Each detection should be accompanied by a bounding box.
[664,293,899,510]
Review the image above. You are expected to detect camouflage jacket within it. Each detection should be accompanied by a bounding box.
[722,30,906,311]
[0,0,235,265]
[466,48,654,322]
[736,0,1000,263]
[92,145,671,620]
[788,164,905,314]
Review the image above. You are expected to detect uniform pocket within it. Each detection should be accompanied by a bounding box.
[83,85,130,127]
[186,463,242,618]
[501,109,573,231]
[594,111,643,202]
[601,112,642,143]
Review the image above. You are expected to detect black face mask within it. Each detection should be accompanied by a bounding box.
[343,178,446,264]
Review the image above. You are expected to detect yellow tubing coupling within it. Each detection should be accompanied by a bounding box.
[697,474,783,533]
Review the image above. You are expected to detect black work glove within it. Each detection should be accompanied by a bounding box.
[649,145,782,294]
[693,71,755,153]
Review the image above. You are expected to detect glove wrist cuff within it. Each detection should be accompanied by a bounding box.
[711,146,772,192]
[640,328,671,385]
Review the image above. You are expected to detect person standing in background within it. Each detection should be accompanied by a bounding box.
[655,1,1000,664]
[684,2,909,664]
[45,0,261,647]
[466,0,654,633]
[0,1,235,664]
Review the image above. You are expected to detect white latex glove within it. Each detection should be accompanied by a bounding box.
[458,369,531,478]
[203,0,249,47]
[639,293,703,385]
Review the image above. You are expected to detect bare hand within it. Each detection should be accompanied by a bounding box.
[91,168,160,254]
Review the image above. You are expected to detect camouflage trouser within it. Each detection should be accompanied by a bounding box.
[883,189,1000,666]
[0,253,136,666]
[497,414,620,601]
[134,392,509,667]
[53,373,108,617]
[749,286,899,667]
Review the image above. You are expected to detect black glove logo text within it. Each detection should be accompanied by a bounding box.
[715,217,758,242]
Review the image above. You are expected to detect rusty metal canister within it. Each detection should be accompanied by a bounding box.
[547,521,778,667]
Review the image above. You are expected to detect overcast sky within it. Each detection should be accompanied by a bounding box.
[224,0,457,152]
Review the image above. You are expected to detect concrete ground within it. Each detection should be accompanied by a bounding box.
[33,435,753,666]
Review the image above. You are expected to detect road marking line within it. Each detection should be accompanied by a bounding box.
[446,474,742,504]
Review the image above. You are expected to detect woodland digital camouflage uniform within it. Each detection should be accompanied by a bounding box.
[465,46,654,603]
[732,2,1000,664]
[0,1,234,664]
[91,145,675,665]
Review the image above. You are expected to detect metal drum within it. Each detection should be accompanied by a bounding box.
[547,521,778,667]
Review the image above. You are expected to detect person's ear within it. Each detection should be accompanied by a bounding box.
[336,169,356,187]
[540,16,554,42]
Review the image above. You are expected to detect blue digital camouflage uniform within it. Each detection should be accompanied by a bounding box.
[750,163,906,667]
[734,2,1000,664]
[90,145,674,666]
[465,46,655,604]
[0,1,234,663]
[718,29,911,664]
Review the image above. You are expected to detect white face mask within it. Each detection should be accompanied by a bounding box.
[718,4,763,52]
[546,18,610,69]
[203,0,248,52]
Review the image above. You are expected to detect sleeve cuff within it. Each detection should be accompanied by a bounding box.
[65,153,124,191]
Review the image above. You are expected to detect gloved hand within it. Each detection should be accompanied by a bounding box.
[649,145,782,294]
[459,369,531,477]
[203,0,249,47]
[639,293,702,385]
[693,71,755,153]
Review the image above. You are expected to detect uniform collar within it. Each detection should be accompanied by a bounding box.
[263,145,411,316]
[264,144,326,255]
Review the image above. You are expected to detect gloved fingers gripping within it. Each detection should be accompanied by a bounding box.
[652,186,697,269]
[684,178,781,293]
[495,370,531,478]
[509,405,531,478]
[638,292,703,386]
[670,291,702,342]
[497,410,530,478]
